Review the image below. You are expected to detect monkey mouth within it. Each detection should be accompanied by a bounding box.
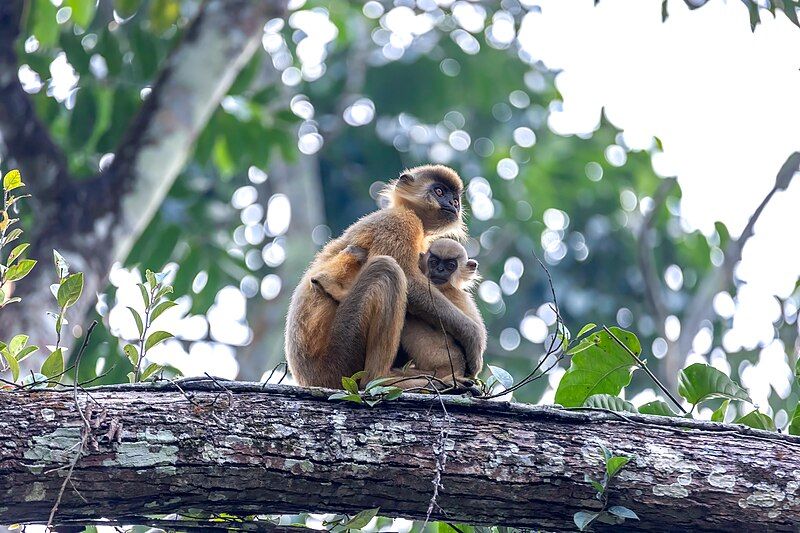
[430,276,449,285]
[440,205,458,215]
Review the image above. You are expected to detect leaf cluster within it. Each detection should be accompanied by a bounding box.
[329,371,404,407]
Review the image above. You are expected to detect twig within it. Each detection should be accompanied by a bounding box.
[636,177,677,334]
[479,252,566,399]
[422,388,452,528]
[602,325,688,415]
[262,361,289,386]
[46,320,98,530]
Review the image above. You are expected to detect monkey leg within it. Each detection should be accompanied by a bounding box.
[381,367,481,395]
[327,255,408,385]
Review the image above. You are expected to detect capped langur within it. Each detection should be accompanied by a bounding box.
[285,165,487,389]
[313,238,485,390]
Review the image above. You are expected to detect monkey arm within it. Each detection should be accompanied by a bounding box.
[365,208,486,373]
[404,273,486,373]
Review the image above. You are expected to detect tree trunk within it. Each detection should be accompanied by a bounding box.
[1,381,798,531]
[237,155,324,380]
[0,0,287,350]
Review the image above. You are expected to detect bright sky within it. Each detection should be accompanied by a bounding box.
[517,0,800,413]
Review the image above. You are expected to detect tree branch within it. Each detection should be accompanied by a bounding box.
[676,151,800,359]
[83,0,287,263]
[0,1,73,204]
[2,381,799,531]
[2,0,288,349]
[636,177,677,335]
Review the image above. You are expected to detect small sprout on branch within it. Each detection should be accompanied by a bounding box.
[322,507,381,532]
[574,445,638,531]
[127,269,176,383]
[329,371,404,407]
[0,169,34,312]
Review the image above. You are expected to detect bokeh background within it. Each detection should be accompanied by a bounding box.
[3,0,800,424]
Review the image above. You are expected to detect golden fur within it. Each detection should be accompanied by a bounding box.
[285,165,486,389]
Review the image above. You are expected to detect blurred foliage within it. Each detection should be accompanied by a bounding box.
[7,0,800,423]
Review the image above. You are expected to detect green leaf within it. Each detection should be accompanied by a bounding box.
[350,370,366,381]
[607,506,639,520]
[2,351,20,382]
[5,259,36,282]
[8,334,28,355]
[145,269,157,289]
[53,250,69,279]
[341,508,380,529]
[3,170,23,192]
[554,327,640,407]
[40,348,64,380]
[140,363,163,381]
[0,296,22,308]
[573,511,600,531]
[583,394,637,413]
[638,400,677,417]
[124,343,139,366]
[328,392,363,403]
[7,243,29,265]
[735,410,776,431]
[488,365,514,389]
[606,455,631,478]
[150,300,177,322]
[16,345,38,362]
[363,377,394,391]
[4,228,22,245]
[677,363,750,408]
[138,283,150,308]
[57,272,84,309]
[598,443,612,462]
[127,371,136,384]
[155,285,174,301]
[22,372,49,389]
[789,404,800,436]
[585,474,604,494]
[64,0,96,28]
[382,387,404,401]
[711,399,730,423]
[127,307,144,337]
[342,376,359,394]
[145,330,173,352]
[576,323,597,338]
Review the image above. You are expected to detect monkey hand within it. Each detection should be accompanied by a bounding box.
[459,324,486,377]
[310,274,346,303]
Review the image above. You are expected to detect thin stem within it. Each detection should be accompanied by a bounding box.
[602,325,688,415]
[46,320,97,530]
[135,283,157,382]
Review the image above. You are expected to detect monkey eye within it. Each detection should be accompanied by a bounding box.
[453,198,460,208]
[434,187,444,197]
[446,260,457,271]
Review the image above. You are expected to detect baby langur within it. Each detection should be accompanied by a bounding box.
[311,238,485,393]
[399,238,484,391]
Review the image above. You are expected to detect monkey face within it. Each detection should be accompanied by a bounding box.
[387,165,465,235]
[426,252,459,285]
[428,181,461,223]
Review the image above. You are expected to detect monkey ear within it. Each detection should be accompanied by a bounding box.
[465,259,478,273]
[418,252,428,273]
[399,172,415,184]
